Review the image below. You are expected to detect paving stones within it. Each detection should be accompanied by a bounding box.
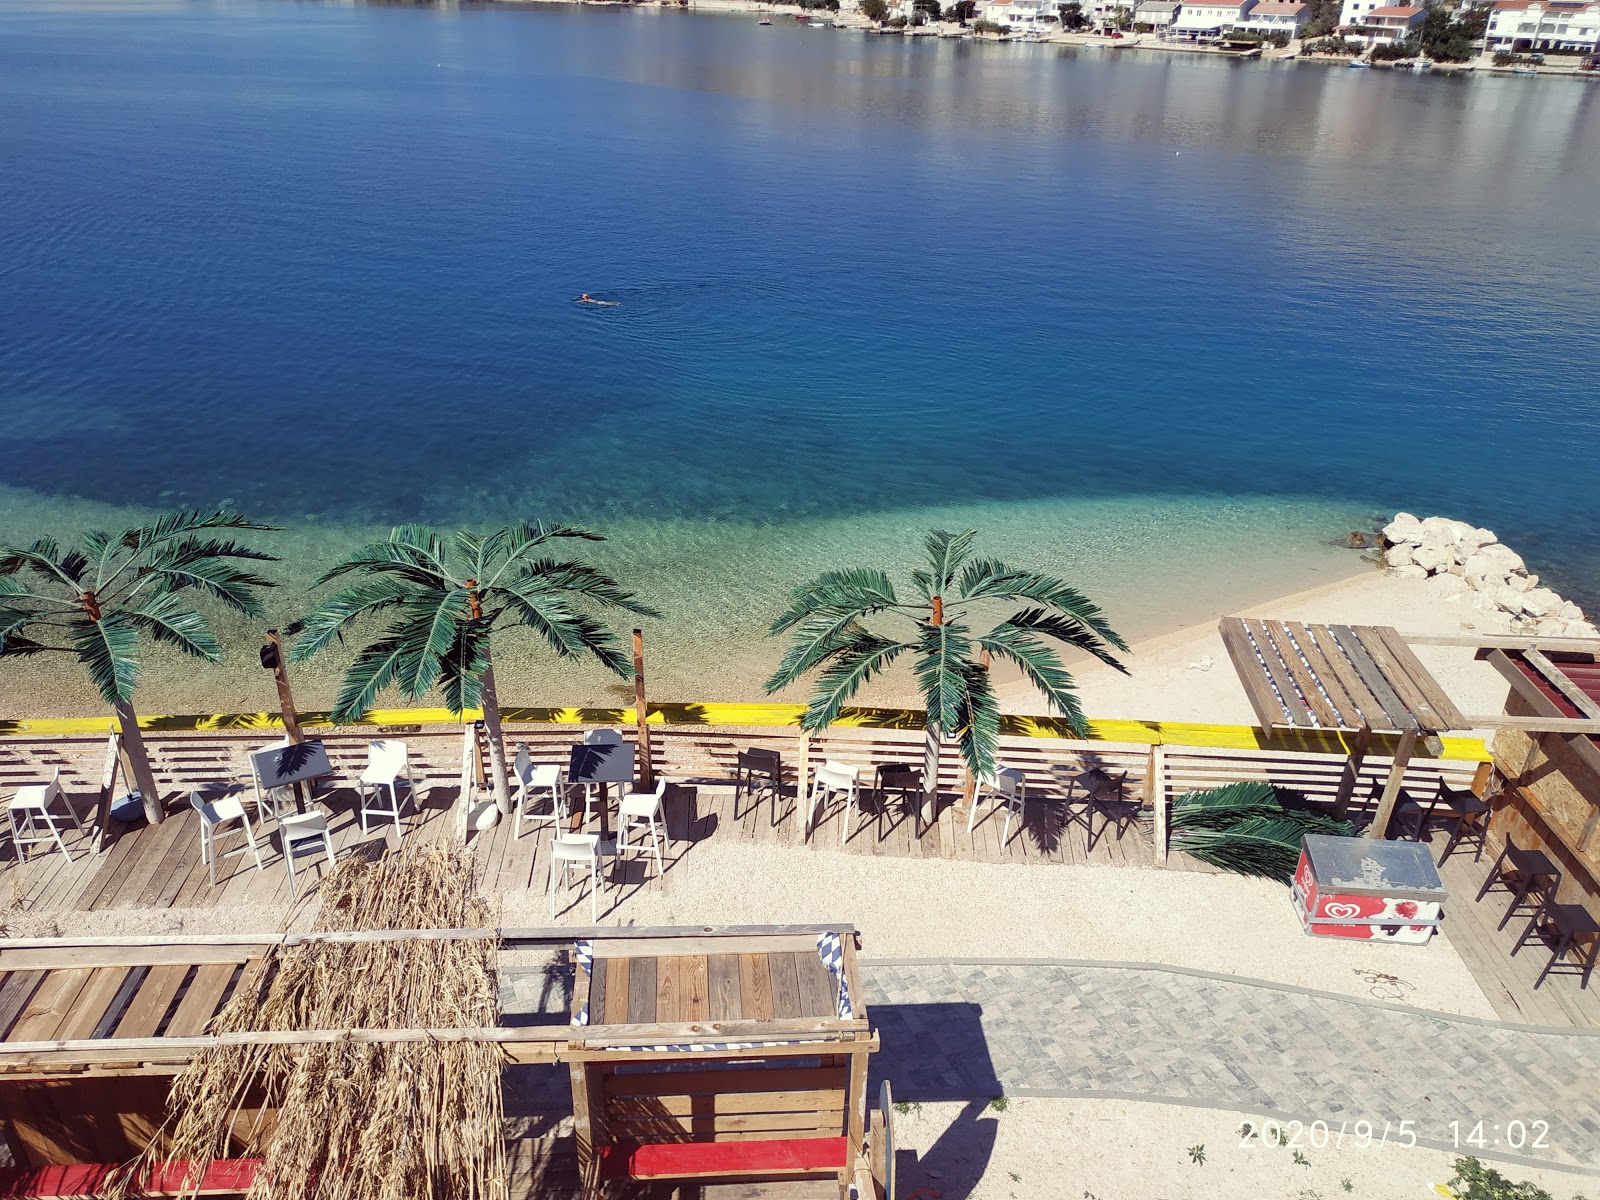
[863,962,1600,1170]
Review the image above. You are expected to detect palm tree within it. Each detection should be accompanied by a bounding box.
[765,529,1128,820]
[0,511,279,824]
[289,523,659,814]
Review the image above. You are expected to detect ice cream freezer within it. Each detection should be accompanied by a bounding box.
[1291,833,1448,945]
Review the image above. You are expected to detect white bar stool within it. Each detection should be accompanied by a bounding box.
[7,770,85,863]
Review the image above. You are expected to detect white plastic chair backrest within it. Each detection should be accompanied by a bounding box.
[987,766,1024,797]
[368,739,408,775]
[38,768,62,806]
[513,744,533,785]
[585,729,624,746]
[529,764,562,788]
[551,832,599,860]
[281,809,329,843]
[817,761,858,791]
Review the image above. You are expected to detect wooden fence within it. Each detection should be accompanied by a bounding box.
[1,718,1490,866]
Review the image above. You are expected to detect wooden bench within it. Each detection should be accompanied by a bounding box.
[596,1136,850,1181]
[0,1159,259,1198]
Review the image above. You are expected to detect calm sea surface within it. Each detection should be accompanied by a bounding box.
[2,0,1598,709]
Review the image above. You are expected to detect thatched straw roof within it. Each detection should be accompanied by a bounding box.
[115,843,505,1200]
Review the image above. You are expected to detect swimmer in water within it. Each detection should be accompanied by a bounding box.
[576,293,619,306]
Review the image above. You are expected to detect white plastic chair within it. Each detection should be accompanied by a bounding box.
[809,760,863,844]
[280,808,337,899]
[512,745,566,839]
[969,766,1028,845]
[7,770,86,863]
[357,740,415,833]
[549,832,604,921]
[616,779,668,879]
[189,789,265,885]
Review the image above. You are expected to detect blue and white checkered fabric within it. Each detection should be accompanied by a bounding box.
[593,1038,823,1053]
[572,1002,589,1027]
[574,939,593,974]
[816,931,853,1019]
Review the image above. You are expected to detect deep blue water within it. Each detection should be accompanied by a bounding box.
[2,1,1598,603]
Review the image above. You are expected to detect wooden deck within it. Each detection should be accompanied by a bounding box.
[1436,837,1600,1029]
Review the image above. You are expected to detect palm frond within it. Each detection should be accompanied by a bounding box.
[0,539,80,589]
[481,521,605,586]
[505,559,661,618]
[951,656,1002,780]
[769,569,899,635]
[69,614,142,705]
[495,578,631,676]
[329,633,417,726]
[126,592,223,662]
[395,589,473,696]
[922,529,978,594]
[287,577,420,662]
[992,606,1128,672]
[119,508,277,551]
[132,554,278,617]
[437,620,491,714]
[979,621,1090,735]
[797,632,909,731]
[1169,818,1315,884]
[913,616,975,736]
[764,613,872,694]
[1168,781,1285,831]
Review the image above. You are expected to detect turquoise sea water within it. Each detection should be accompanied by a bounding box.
[1,1,1598,710]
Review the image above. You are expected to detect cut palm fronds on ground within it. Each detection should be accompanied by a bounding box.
[1169,781,1353,882]
[111,843,504,1200]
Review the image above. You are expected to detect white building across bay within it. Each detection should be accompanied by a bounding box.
[1484,0,1600,51]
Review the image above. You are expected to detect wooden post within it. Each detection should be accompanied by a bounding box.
[92,732,121,854]
[1470,760,1493,797]
[263,630,303,744]
[1332,724,1372,821]
[798,731,813,842]
[1366,726,1419,839]
[1147,745,1167,866]
[473,721,488,790]
[846,1045,870,1159]
[632,629,653,788]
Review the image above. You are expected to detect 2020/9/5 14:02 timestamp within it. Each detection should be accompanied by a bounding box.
[1239,1120,1553,1152]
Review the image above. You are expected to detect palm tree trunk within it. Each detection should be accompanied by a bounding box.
[922,721,940,834]
[479,651,513,815]
[114,699,163,825]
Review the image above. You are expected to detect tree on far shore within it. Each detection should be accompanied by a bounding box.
[288,523,658,816]
[860,0,890,20]
[765,529,1128,826]
[0,510,279,825]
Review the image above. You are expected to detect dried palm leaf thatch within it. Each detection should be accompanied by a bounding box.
[112,842,505,1200]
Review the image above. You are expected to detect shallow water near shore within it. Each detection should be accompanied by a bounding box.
[2,1,1598,715]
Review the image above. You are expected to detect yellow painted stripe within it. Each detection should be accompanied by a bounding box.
[0,702,1492,761]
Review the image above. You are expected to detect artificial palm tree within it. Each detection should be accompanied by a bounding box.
[0,510,279,824]
[765,529,1128,817]
[289,522,658,814]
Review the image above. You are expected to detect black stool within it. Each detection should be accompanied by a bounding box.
[1475,838,1562,931]
[1512,901,1599,990]
[1433,780,1491,864]
[734,747,783,824]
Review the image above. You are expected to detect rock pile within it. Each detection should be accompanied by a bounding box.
[1380,513,1598,639]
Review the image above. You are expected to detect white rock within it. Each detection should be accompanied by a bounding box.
[1390,564,1429,580]
[1535,618,1568,638]
[1419,515,1456,538]
[1471,592,1502,612]
[1458,525,1497,551]
[1505,574,1534,593]
[1558,600,1584,621]
[1464,544,1525,583]
[1567,621,1600,639]
[1521,587,1562,617]
[1383,512,1425,545]
[1412,542,1455,574]
[1188,655,1214,672]
[1385,544,1416,569]
[1429,573,1469,597]
[1489,584,1527,613]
